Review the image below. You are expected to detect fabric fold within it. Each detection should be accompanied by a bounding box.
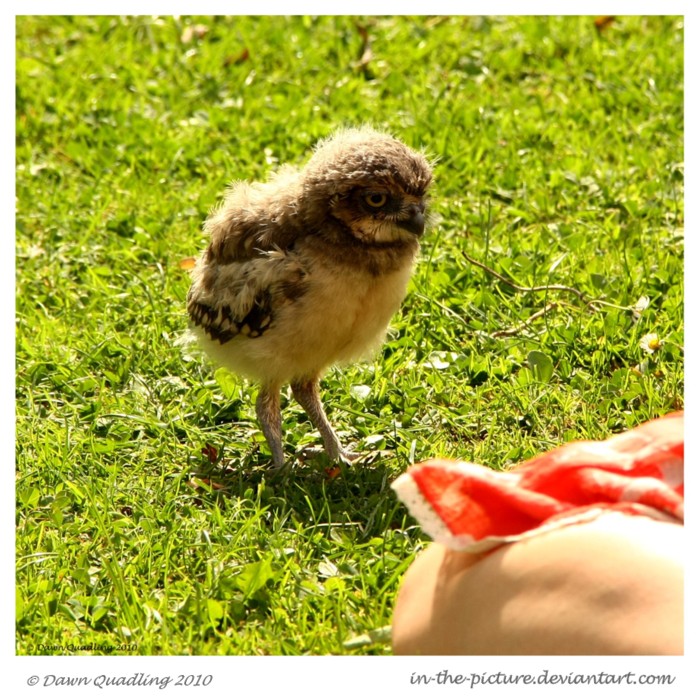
[392,412,683,552]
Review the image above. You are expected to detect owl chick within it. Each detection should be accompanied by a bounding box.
[187,127,433,470]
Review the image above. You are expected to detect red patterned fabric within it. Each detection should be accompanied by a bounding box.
[392,412,684,552]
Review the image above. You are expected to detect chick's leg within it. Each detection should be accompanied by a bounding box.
[255,384,285,470]
[291,378,360,463]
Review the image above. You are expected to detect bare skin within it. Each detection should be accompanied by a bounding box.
[393,513,683,655]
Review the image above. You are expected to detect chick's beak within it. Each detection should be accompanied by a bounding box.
[398,203,426,237]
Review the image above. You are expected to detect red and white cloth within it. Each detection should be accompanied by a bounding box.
[392,412,684,552]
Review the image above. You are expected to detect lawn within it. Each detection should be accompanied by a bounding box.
[16,15,683,655]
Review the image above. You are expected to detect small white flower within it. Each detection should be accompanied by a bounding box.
[639,333,662,354]
[632,295,650,320]
[350,384,371,401]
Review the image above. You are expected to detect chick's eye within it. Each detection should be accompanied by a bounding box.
[364,192,387,208]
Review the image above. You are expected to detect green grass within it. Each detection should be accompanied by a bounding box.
[16,15,683,655]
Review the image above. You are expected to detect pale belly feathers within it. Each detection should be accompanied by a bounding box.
[195,259,415,386]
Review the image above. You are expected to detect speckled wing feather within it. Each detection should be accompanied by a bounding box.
[187,249,308,344]
[187,284,273,343]
[187,166,309,344]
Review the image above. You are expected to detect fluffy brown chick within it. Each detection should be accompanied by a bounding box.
[187,126,433,470]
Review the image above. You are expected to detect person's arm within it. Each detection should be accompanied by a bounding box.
[393,512,683,655]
